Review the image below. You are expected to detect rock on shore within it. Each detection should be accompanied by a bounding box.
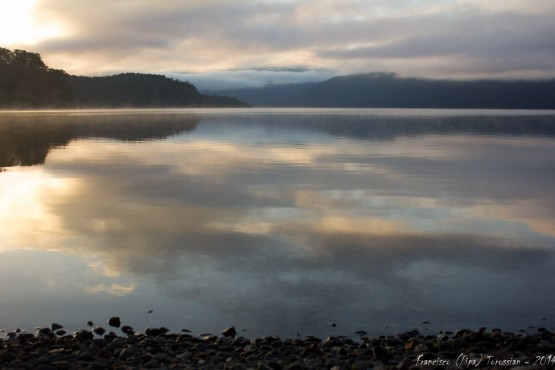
[0,326,554,369]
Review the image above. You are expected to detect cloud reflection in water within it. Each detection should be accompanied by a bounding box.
[0,110,554,336]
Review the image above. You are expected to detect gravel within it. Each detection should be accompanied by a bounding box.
[1,325,554,369]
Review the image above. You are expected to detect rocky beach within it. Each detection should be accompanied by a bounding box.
[1,319,554,369]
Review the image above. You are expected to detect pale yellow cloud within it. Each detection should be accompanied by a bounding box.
[0,168,77,253]
[86,282,136,296]
[0,0,61,46]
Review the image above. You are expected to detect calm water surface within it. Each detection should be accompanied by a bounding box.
[1,108,555,338]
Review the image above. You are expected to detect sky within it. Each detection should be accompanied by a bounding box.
[1,0,555,89]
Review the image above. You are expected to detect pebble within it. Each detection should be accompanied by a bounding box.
[121,325,134,335]
[107,317,121,328]
[222,326,237,338]
[50,323,63,331]
[0,325,553,369]
[93,326,106,335]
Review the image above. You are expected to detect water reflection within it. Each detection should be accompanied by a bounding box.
[0,111,198,167]
[1,109,554,337]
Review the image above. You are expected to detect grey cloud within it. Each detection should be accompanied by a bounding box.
[317,12,555,59]
[318,11,555,78]
[27,0,555,80]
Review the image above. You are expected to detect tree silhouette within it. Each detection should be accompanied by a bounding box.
[0,47,73,108]
[0,47,247,108]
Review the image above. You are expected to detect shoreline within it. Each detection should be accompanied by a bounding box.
[1,322,554,369]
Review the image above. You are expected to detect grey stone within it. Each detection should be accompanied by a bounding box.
[79,350,94,361]
[121,325,134,335]
[108,317,121,328]
[414,344,430,353]
[50,323,63,331]
[396,357,412,370]
[351,359,373,370]
[93,327,106,335]
[144,359,160,368]
[256,361,274,370]
[222,326,237,338]
[73,330,93,341]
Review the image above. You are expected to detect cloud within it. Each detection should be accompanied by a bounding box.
[86,283,137,296]
[1,0,548,85]
[316,10,555,78]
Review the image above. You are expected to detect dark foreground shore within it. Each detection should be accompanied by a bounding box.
[1,322,554,369]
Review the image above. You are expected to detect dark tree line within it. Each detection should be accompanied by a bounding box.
[0,47,73,108]
[69,73,246,107]
[0,47,247,108]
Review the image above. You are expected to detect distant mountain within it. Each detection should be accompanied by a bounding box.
[204,82,316,107]
[0,47,247,108]
[209,72,555,109]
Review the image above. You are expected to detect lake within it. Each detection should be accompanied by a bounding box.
[1,108,554,338]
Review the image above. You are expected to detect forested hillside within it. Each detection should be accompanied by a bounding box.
[210,73,555,109]
[0,47,73,108]
[68,73,246,108]
[0,47,246,108]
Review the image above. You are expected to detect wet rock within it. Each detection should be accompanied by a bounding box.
[144,359,160,368]
[454,328,472,337]
[35,365,57,370]
[398,329,419,341]
[108,317,121,328]
[121,325,134,335]
[118,348,133,360]
[144,327,169,336]
[0,350,16,361]
[17,333,35,342]
[0,325,553,369]
[38,327,52,336]
[79,350,94,361]
[325,358,346,369]
[352,359,374,370]
[73,330,93,341]
[372,346,390,363]
[93,327,106,336]
[51,323,63,331]
[414,343,430,353]
[396,357,412,370]
[256,361,273,370]
[222,326,237,338]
